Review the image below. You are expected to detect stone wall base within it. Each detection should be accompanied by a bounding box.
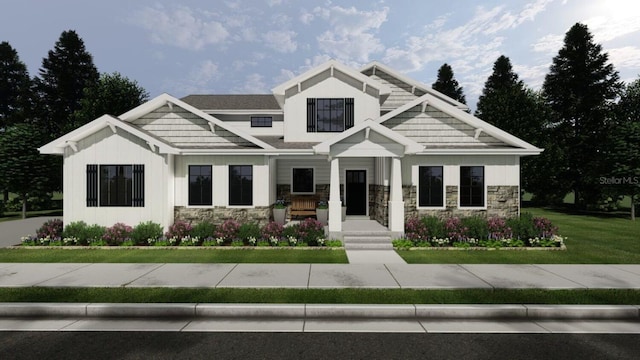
[174,206,270,226]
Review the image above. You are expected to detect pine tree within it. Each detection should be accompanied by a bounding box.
[431,63,466,104]
[476,55,562,203]
[0,41,31,129]
[35,30,99,138]
[73,72,149,124]
[607,78,640,220]
[543,23,622,208]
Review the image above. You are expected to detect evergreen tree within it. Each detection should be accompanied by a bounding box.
[607,78,640,220]
[0,41,31,129]
[543,23,622,208]
[0,123,56,218]
[73,72,149,124]
[35,30,99,138]
[475,56,560,202]
[431,63,466,104]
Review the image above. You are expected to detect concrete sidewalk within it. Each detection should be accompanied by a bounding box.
[0,263,639,289]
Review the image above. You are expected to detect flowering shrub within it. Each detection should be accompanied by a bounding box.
[261,221,284,240]
[444,217,468,242]
[405,217,428,242]
[36,219,63,240]
[102,223,133,245]
[215,219,240,243]
[487,217,512,240]
[534,217,558,238]
[166,221,192,240]
[297,218,324,245]
[179,235,200,246]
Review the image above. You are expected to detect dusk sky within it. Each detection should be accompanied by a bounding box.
[1,0,639,110]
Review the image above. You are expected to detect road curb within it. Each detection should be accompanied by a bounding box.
[0,303,639,320]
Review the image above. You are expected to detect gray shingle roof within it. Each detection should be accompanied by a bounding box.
[181,94,281,110]
[256,136,318,149]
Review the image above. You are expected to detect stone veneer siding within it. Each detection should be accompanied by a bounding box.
[370,184,389,226]
[404,185,519,219]
[174,206,271,226]
[277,184,332,203]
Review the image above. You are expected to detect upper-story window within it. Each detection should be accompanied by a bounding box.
[251,116,272,127]
[307,98,354,132]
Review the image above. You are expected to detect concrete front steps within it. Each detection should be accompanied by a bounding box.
[342,230,406,264]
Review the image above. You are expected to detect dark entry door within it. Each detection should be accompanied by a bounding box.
[345,170,367,215]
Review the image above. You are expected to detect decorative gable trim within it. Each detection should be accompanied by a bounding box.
[38,114,179,155]
[119,93,275,150]
[271,60,391,107]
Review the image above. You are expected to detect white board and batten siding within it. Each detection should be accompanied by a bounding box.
[63,127,173,230]
[283,77,380,143]
[174,155,270,207]
[276,158,374,186]
[134,105,253,147]
[402,155,520,187]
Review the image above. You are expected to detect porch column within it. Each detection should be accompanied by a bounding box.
[388,157,405,232]
[328,157,342,232]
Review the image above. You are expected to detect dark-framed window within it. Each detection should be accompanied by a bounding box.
[189,165,212,206]
[229,165,253,206]
[460,166,484,207]
[251,116,272,127]
[87,164,144,207]
[292,168,314,193]
[418,166,443,207]
[307,98,354,132]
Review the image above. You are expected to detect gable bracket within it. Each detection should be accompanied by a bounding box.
[167,101,174,111]
[365,127,370,140]
[107,122,117,134]
[421,101,428,113]
[208,122,216,133]
[146,141,155,152]
[372,65,376,75]
[330,65,334,77]
[297,82,301,93]
[362,82,367,93]
[411,86,415,94]
[66,141,78,152]
[474,128,483,140]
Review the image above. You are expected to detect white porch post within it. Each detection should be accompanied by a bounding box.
[328,157,342,232]
[388,157,405,232]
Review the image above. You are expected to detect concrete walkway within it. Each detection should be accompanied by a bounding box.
[1,263,639,289]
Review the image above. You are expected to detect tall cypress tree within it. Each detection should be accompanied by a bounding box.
[543,23,622,208]
[431,63,466,104]
[0,41,31,129]
[35,30,99,138]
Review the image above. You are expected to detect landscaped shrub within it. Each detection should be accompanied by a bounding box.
[215,219,240,243]
[166,221,192,241]
[36,219,63,240]
[190,221,216,239]
[297,217,324,246]
[261,221,284,240]
[422,216,446,238]
[238,222,261,245]
[62,221,90,245]
[405,217,428,242]
[131,221,163,245]
[102,223,133,246]
[461,216,488,241]
[444,217,467,242]
[86,224,106,244]
[507,213,537,242]
[533,217,558,238]
[487,217,512,240]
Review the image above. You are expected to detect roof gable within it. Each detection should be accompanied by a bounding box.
[38,115,179,155]
[119,93,274,150]
[271,60,391,107]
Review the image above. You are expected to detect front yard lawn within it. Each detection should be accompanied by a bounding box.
[0,248,348,263]
[397,207,640,264]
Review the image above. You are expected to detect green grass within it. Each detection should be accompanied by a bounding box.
[0,287,638,305]
[398,207,640,264]
[0,248,348,263]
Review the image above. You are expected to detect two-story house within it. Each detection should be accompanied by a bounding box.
[39,60,542,238]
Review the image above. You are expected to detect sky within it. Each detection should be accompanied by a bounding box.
[1,0,639,110]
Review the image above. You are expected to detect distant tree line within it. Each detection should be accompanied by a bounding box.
[432,23,639,220]
[0,30,148,218]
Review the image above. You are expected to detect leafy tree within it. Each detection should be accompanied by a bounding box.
[431,63,466,104]
[35,30,99,138]
[0,41,31,129]
[475,56,560,202]
[0,124,57,218]
[542,23,623,208]
[606,78,640,220]
[73,72,149,124]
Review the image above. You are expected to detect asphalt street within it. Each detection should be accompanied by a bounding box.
[1,332,639,360]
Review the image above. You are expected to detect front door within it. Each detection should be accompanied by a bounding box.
[345,170,367,216]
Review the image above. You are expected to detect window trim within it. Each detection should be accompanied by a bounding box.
[416,165,445,210]
[458,165,486,209]
[250,116,273,128]
[291,167,316,195]
[228,164,254,207]
[187,164,213,207]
